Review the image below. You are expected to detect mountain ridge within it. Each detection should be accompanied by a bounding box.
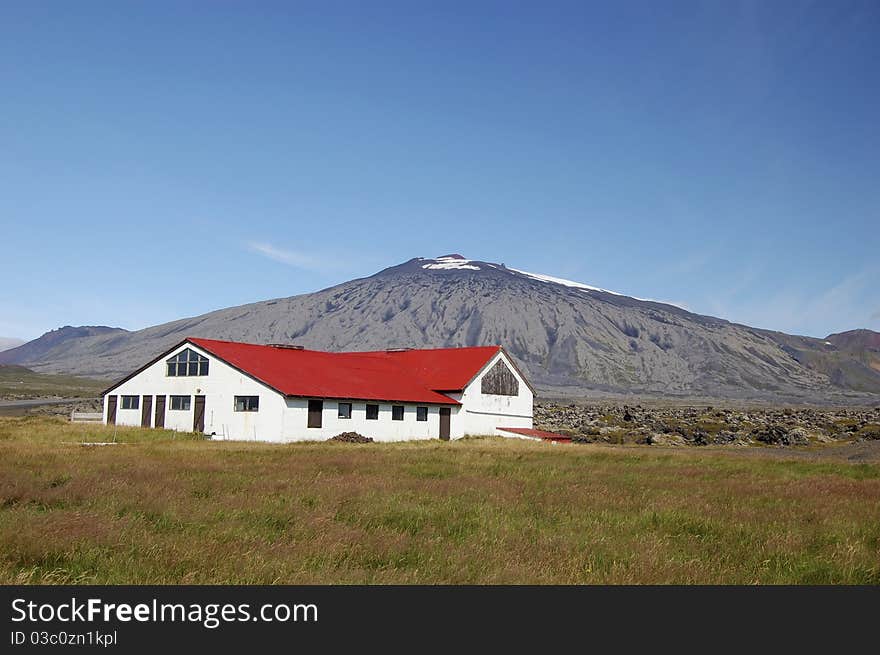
[3,256,878,402]
[0,337,26,353]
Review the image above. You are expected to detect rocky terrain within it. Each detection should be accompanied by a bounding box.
[535,401,880,448]
[2,255,879,404]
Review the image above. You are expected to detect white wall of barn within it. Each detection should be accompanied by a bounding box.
[103,342,288,440]
[277,399,455,442]
[103,343,533,442]
[454,350,534,437]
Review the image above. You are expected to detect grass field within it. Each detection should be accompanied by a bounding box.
[1,416,879,584]
[0,365,108,400]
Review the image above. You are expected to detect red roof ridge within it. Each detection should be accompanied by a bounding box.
[188,337,501,356]
[343,344,502,354]
[189,336,321,351]
[182,337,504,405]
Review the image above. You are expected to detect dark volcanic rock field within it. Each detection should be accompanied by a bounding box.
[535,401,880,448]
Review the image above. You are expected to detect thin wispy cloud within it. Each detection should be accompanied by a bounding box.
[248,242,326,272]
[666,251,713,277]
[706,265,880,337]
[247,241,388,277]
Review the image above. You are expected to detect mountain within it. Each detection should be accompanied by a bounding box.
[826,329,880,351]
[759,329,880,394]
[0,337,25,352]
[3,256,878,402]
[0,326,128,369]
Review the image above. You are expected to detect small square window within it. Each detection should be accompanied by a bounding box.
[121,395,139,410]
[338,402,352,419]
[366,404,379,420]
[392,405,404,421]
[170,395,191,411]
[234,396,259,412]
[416,406,428,422]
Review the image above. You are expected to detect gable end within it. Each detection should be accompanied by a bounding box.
[481,359,520,396]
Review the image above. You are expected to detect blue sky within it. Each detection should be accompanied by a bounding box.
[1,1,878,341]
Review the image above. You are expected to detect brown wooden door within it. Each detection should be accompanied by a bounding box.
[193,395,205,433]
[106,395,117,425]
[308,400,323,428]
[154,395,166,429]
[141,395,153,428]
[439,407,451,441]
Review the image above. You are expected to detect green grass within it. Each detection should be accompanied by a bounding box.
[0,365,108,400]
[0,417,878,584]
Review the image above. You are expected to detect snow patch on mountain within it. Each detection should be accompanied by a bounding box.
[509,267,689,308]
[421,256,481,271]
[510,268,621,295]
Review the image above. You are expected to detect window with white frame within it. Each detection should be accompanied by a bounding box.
[170,395,191,411]
[166,348,209,377]
[234,396,259,412]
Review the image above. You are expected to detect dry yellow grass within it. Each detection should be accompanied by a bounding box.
[0,366,107,400]
[1,417,878,584]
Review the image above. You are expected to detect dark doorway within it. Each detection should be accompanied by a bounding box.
[141,395,153,428]
[308,400,323,428]
[193,395,205,433]
[439,407,451,441]
[106,395,117,425]
[154,395,166,429]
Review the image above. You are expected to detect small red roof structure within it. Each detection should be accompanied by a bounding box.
[497,427,571,442]
[186,338,502,404]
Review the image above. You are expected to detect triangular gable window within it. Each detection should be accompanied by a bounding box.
[166,348,209,377]
[481,359,519,396]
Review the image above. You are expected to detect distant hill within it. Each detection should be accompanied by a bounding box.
[760,328,880,394]
[0,338,25,352]
[3,257,878,403]
[0,326,127,368]
[826,329,880,351]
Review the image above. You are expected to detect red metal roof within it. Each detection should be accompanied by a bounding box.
[497,427,572,442]
[188,338,502,405]
[348,345,502,391]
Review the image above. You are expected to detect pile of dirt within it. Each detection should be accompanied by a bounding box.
[329,431,374,443]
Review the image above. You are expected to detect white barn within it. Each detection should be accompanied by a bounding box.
[101,338,537,442]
